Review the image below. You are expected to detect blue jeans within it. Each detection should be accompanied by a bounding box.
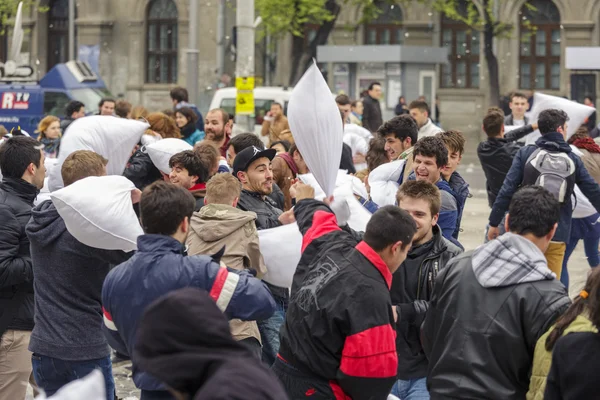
[257,290,288,366]
[561,214,600,289]
[32,353,115,399]
[390,377,430,400]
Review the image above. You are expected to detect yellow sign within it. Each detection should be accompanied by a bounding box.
[236,91,255,114]
[236,77,255,91]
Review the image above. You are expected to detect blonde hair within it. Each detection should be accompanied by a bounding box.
[131,106,149,120]
[145,112,181,139]
[205,173,241,205]
[61,150,108,186]
[36,116,61,139]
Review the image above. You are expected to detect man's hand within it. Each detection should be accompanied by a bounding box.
[532,122,539,131]
[278,209,296,225]
[131,189,142,204]
[292,182,315,202]
[353,153,366,165]
[392,306,398,323]
[487,226,500,242]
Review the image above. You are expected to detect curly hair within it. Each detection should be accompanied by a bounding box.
[146,112,181,139]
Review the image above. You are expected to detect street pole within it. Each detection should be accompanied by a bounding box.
[235,0,255,132]
[187,0,200,105]
[265,32,271,86]
[216,0,226,78]
[68,0,75,61]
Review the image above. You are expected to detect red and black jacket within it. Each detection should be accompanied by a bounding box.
[279,199,397,400]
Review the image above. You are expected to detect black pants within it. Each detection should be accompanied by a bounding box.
[140,390,174,400]
[272,357,336,399]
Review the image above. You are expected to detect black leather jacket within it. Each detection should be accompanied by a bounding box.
[124,149,162,191]
[237,189,283,231]
[392,226,462,380]
[0,178,39,335]
[422,251,570,400]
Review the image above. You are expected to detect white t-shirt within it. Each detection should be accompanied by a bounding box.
[512,118,525,127]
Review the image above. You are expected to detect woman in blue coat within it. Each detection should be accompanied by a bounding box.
[175,107,205,146]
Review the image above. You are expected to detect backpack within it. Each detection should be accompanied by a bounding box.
[522,148,576,204]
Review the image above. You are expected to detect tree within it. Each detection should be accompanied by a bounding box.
[255,0,399,86]
[413,0,536,106]
[0,0,40,34]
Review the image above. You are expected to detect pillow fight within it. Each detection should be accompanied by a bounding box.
[2,63,600,400]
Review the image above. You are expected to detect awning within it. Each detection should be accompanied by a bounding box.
[566,47,600,70]
[316,45,448,64]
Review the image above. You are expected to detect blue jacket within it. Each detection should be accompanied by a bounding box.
[101,234,276,391]
[489,132,600,243]
[447,171,470,239]
[182,129,205,146]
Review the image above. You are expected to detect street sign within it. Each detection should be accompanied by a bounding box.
[236,76,255,115]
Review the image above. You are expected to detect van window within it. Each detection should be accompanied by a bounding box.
[220,98,274,125]
[44,92,71,117]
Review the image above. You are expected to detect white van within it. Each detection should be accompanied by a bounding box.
[209,86,293,135]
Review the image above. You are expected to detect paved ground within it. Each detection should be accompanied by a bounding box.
[31,163,592,399]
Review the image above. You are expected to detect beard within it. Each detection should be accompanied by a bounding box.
[248,178,273,196]
[206,129,225,142]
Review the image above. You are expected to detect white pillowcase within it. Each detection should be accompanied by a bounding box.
[259,223,302,288]
[368,160,405,206]
[145,138,193,174]
[50,175,143,252]
[49,116,148,191]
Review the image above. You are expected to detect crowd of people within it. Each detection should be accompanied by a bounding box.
[1,81,600,400]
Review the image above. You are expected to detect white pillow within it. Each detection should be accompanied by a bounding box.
[368,160,405,206]
[259,223,302,288]
[49,116,148,191]
[50,175,143,252]
[145,138,193,174]
[525,92,595,145]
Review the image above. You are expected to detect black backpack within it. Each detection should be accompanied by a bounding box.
[522,148,576,204]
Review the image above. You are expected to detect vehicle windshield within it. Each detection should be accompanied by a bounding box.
[71,88,113,115]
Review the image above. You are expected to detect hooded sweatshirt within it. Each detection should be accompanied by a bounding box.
[133,287,289,400]
[26,200,132,360]
[186,203,266,342]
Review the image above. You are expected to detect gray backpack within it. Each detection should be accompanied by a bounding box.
[522,148,576,204]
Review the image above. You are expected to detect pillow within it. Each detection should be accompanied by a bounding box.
[50,175,143,252]
[259,223,302,288]
[368,160,406,206]
[145,138,193,174]
[48,116,148,191]
[288,61,344,197]
[525,92,595,145]
[35,158,59,206]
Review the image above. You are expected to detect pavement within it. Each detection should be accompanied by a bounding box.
[30,162,592,399]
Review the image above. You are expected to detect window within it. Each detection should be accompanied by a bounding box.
[44,91,71,116]
[220,98,276,126]
[146,0,178,84]
[48,0,75,70]
[440,2,480,88]
[364,2,403,45]
[519,0,561,90]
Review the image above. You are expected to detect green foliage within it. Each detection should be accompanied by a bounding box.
[0,0,47,35]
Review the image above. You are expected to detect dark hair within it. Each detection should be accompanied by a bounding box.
[363,205,416,251]
[509,91,527,101]
[194,142,220,178]
[368,82,381,91]
[585,96,594,103]
[546,267,600,351]
[538,109,569,135]
[397,180,441,216]
[140,181,195,235]
[409,100,430,115]
[351,100,362,108]
[335,94,351,106]
[170,87,189,103]
[65,100,85,118]
[169,150,208,182]
[207,108,230,125]
[98,98,115,108]
[366,137,389,172]
[437,130,466,155]
[0,136,42,178]
[115,100,132,118]
[175,107,199,125]
[229,133,265,154]
[270,140,291,152]
[413,136,448,168]
[377,115,418,146]
[483,108,505,137]
[507,186,559,237]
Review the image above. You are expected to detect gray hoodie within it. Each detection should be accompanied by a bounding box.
[472,232,555,288]
[26,200,132,360]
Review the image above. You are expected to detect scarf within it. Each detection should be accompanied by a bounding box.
[180,122,197,139]
[40,137,60,155]
[573,137,600,154]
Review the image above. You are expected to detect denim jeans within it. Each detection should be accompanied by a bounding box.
[32,353,115,400]
[257,290,288,366]
[390,377,430,400]
[561,214,600,290]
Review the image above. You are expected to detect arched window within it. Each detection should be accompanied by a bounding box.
[440,2,480,88]
[364,3,404,45]
[47,0,72,70]
[146,0,178,84]
[519,0,561,90]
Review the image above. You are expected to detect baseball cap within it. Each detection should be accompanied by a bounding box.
[233,146,277,175]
